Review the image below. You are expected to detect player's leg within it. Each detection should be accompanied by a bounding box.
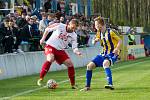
[63,59,77,89]
[37,54,55,86]
[55,50,76,89]
[82,62,96,91]
[40,54,55,79]
[37,45,55,86]
[80,55,104,91]
[103,59,114,90]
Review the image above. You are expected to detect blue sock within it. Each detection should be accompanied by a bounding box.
[104,68,113,85]
[86,70,92,87]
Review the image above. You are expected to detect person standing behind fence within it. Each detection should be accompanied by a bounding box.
[0,18,16,53]
[39,13,48,35]
[44,0,52,13]
[128,30,136,45]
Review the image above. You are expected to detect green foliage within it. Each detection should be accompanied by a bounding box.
[92,0,150,27]
[117,20,125,26]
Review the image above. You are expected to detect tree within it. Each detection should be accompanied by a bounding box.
[91,0,150,27]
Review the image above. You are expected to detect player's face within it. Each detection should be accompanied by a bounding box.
[95,21,102,31]
[95,21,105,32]
[69,23,77,32]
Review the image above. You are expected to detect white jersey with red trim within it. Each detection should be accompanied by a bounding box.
[45,23,78,50]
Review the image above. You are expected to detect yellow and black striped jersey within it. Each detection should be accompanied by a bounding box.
[95,29,121,55]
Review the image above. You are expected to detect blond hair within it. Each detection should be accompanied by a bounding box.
[94,16,105,26]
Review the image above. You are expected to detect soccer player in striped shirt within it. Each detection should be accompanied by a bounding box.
[80,16,122,91]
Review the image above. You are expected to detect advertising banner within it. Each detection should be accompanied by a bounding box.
[127,45,145,59]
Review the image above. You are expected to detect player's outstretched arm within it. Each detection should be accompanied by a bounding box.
[40,30,49,45]
[71,33,82,56]
[113,39,122,55]
[73,48,82,56]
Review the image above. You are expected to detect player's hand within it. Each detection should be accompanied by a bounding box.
[40,39,45,45]
[92,38,99,45]
[113,48,119,55]
[92,40,96,45]
[76,51,83,57]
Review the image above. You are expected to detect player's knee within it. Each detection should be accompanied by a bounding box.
[47,54,55,62]
[67,62,73,67]
[67,60,73,67]
[103,60,110,68]
[87,62,95,70]
[64,59,73,67]
[47,58,54,62]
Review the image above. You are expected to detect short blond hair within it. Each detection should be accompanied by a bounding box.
[94,16,105,26]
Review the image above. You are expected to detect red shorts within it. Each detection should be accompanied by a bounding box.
[44,45,69,65]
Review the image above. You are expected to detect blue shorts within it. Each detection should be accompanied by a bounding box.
[92,53,118,67]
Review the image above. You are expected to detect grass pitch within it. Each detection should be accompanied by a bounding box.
[0,57,150,100]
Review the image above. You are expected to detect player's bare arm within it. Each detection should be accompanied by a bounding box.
[113,39,122,55]
[72,39,82,56]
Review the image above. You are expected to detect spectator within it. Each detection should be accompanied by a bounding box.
[31,15,39,34]
[47,13,55,24]
[16,12,27,29]
[9,19,23,53]
[82,24,90,46]
[26,15,31,22]
[76,23,90,47]
[44,0,52,13]
[39,13,48,35]
[57,0,61,12]
[128,30,136,45]
[60,16,65,24]
[31,15,42,51]
[76,24,84,46]
[20,18,34,43]
[11,16,18,28]
[0,18,16,53]
[54,11,62,22]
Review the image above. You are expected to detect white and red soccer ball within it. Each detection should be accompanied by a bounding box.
[46,79,58,89]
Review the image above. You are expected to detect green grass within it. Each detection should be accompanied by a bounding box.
[0,57,150,100]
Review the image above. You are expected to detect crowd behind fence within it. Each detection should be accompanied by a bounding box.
[0,10,97,54]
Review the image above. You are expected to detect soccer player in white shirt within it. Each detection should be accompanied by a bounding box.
[37,19,82,89]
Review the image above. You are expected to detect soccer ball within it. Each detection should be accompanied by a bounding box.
[46,79,58,89]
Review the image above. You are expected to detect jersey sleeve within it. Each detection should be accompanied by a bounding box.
[45,23,60,33]
[71,33,78,50]
[110,30,121,41]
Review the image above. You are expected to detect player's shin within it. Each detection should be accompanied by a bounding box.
[86,70,92,87]
[68,67,75,86]
[104,67,113,85]
[40,61,52,79]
